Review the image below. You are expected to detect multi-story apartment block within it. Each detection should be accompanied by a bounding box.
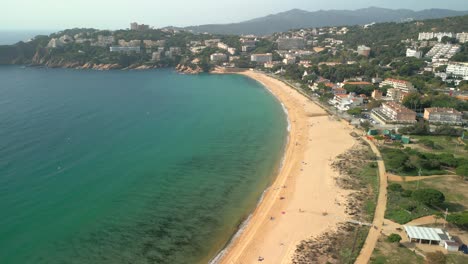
[210,53,228,62]
[423,108,463,125]
[418,32,454,42]
[372,102,417,124]
[406,48,422,58]
[380,78,416,93]
[109,46,141,53]
[250,53,272,63]
[446,63,468,79]
[456,32,468,43]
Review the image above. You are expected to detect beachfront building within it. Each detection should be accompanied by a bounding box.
[446,62,468,79]
[404,225,453,245]
[329,93,364,111]
[357,45,371,57]
[277,37,305,50]
[109,46,141,53]
[423,107,463,125]
[251,53,272,63]
[371,102,416,124]
[210,53,228,62]
[406,48,422,58]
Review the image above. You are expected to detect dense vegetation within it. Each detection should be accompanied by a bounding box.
[380,147,467,176]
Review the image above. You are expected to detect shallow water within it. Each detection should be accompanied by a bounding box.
[0,67,287,263]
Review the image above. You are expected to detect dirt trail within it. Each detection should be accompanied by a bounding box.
[354,138,388,264]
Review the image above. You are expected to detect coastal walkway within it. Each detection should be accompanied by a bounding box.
[354,137,388,264]
[387,173,457,182]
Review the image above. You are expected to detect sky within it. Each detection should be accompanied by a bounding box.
[2,0,467,30]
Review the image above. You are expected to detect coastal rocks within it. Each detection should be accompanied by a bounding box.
[78,63,122,70]
[175,64,202,74]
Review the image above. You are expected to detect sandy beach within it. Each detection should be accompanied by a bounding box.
[214,70,357,264]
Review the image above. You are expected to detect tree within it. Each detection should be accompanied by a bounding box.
[425,251,446,264]
[361,120,371,131]
[411,189,445,207]
[446,211,468,229]
[402,92,422,110]
[387,233,402,243]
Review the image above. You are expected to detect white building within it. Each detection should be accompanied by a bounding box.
[251,53,272,63]
[109,46,141,53]
[404,225,453,246]
[456,32,468,43]
[446,62,468,79]
[406,48,422,58]
[418,32,454,42]
[425,43,460,61]
[380,78,416,94]
[210,53,228,62]
[329,93,364,111]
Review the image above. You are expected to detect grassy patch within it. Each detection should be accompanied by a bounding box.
[446,254,468,264]
[370,238,424,264]
[411,135,467,158]
[400,177,468,212]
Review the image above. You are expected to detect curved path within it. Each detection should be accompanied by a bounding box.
[354,138,388,264]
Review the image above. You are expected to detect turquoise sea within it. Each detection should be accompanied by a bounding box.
[0,67,287,263]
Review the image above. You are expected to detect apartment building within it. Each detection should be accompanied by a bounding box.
[456,32,468,43]
[210,53,227,62]
[423,107,463,125]
[380,78,415,93]
[372,102,417,124]
[446,63,468,79]
[357,45,371,57]
[250,53,272,63]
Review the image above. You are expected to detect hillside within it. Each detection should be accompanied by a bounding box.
[182,7,468,35]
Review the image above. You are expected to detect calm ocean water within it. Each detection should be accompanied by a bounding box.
[0,67,287,263]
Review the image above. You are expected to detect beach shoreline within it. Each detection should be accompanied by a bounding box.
[210,69,358,264]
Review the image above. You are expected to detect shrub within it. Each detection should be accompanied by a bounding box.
[387,233,402,243]
[446,211,468,229]
[401,190,413,197]
[411,189,445,207]
[388,183,404,192]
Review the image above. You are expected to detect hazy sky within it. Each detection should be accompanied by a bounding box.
[2,0,467,30]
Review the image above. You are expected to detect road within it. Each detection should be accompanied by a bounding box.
[354,137,388,264]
